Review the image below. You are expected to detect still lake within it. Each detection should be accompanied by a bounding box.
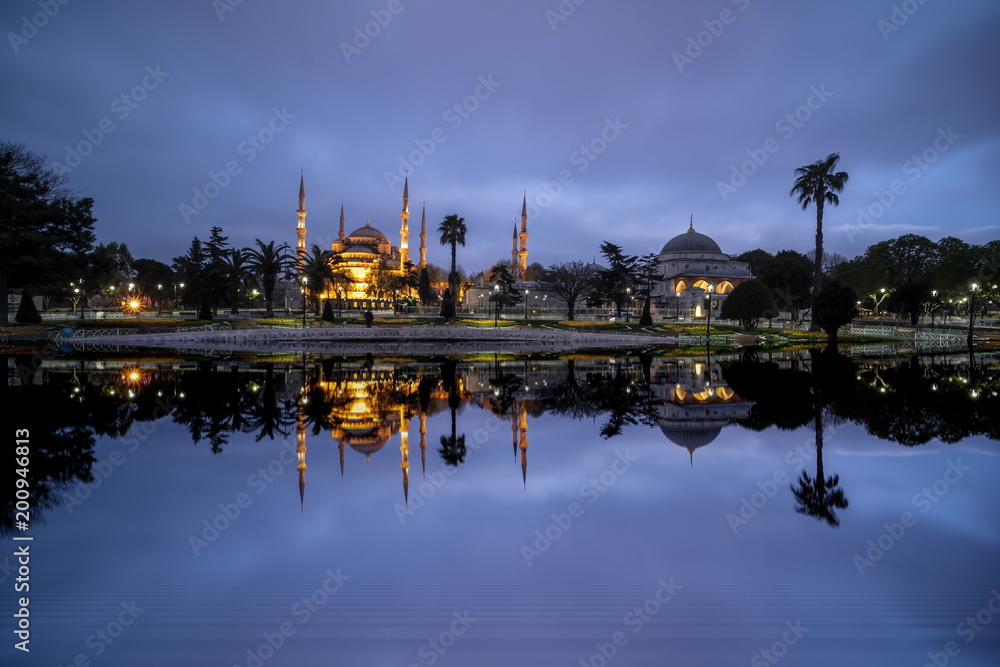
[3,347,999,666]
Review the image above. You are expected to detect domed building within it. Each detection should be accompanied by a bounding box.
[294,172,429,306]
[655,218,752,318]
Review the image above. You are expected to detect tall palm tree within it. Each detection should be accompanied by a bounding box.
[438,214,467,284]
[790,153,848,330]
[301,245,335,315]
[791,408,849,527]
[213,249,252,315]
[245,240,293,318]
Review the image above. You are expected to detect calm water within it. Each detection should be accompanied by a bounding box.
[3,349,999,666]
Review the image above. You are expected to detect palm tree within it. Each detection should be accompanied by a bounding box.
[245,240,293,318]
[301,245,335,315]
[791,409,849,527]
[438,214,467,317]
[213,249,252,315]
[790,153,848,330]
[437,359,467,466]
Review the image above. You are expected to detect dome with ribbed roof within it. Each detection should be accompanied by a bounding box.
[660,225,722,255]
[345,223,388,243]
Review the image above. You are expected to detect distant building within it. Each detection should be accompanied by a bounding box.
[654,218,753,317]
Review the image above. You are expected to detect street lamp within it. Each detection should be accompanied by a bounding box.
[524,289,529,321]
[675,291,681,320]
[493,284,500,327]
[704,284,715,344]
[301,276,309,328]
[968,283,979,347]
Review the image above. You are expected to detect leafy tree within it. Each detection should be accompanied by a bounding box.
[488,262,522,324]
[172,237,209,313]
[886,283,932,326]
[759,250,813,321]
[597,241,637,315]
[365,256,393,301]
[732,248,773,277]
[246,240,293,318]
[535,261,596,321]
[719,279,774,330]
[133,259,177,305]
[0,142,98,325]
[865,234,938,287]
[790,153,849,327]
[812,280,858,347]
[438,214,467,317]
[523,261,546,281]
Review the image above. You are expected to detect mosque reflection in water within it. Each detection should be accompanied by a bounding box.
[3,349,998,534]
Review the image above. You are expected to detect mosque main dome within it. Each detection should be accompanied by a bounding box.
[659,227,723,255]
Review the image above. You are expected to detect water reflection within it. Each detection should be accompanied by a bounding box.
[3,349,998,536]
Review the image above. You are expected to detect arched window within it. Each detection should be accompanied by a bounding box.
[716,281,734,294]
[693,280,711,291]
[675,280,688,293]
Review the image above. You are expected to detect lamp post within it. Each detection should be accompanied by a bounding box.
[301,276,308,329]
[968,283,979,347]
[675,291,681,320]
[493,284,499,327]
[705,284,715,344]
[524,289,529,321]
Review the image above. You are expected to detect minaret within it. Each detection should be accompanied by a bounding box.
[339,202,346,240]
[419,412,428,476]
[400,410,410,506]
[296,414,307,511]
[518,192,528,277]
[511,225,519,278]
[518,401,529,489]
[400,174,410,267]
[418,204,428,269]
[296,172,307,270]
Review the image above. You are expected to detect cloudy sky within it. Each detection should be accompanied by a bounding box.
[3,0,998,273]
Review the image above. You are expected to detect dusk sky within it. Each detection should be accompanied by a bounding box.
[3,0,998,273]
